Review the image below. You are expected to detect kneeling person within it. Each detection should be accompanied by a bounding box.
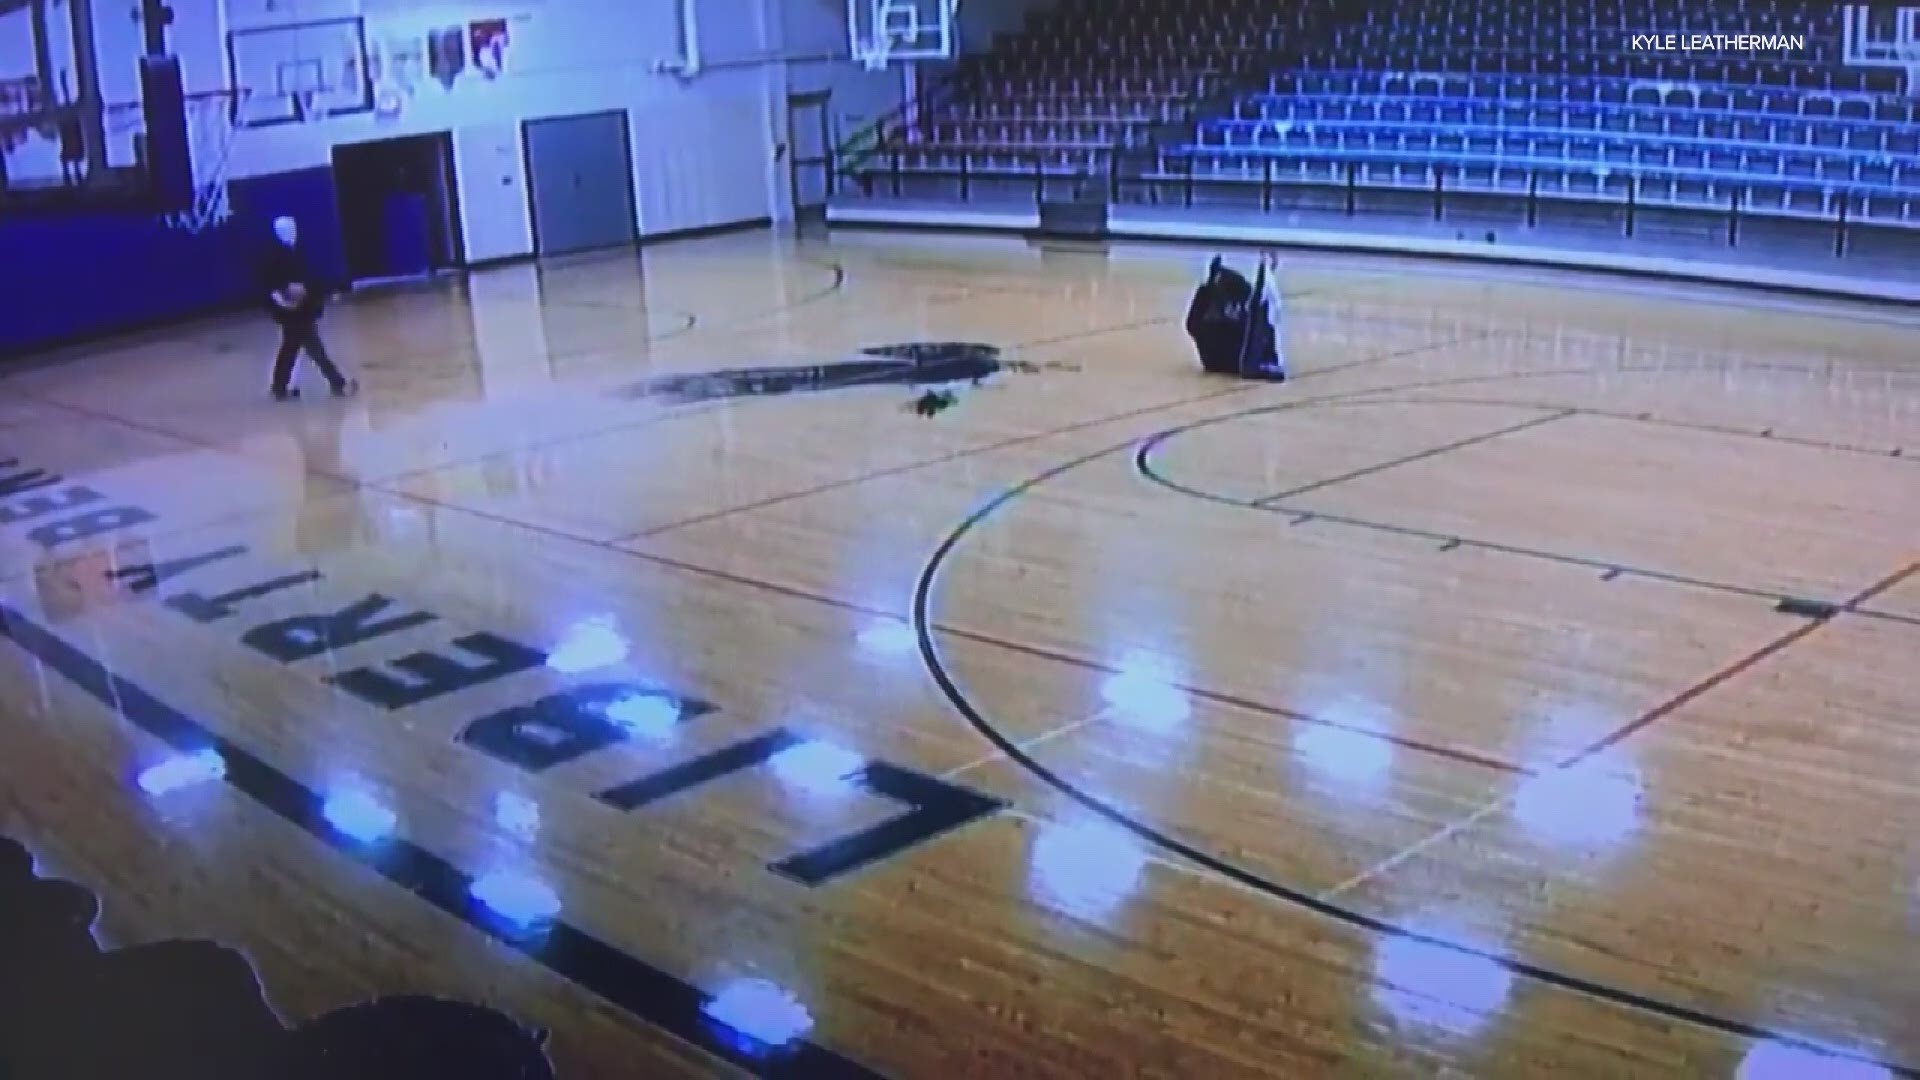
[1186,252,1286,381]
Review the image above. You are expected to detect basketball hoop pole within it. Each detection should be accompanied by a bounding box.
[107,85,249,233]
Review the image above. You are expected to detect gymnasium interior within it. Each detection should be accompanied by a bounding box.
[1,1,1916,1077]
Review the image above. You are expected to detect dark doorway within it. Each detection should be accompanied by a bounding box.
[331,131,463,285]
[785,90,833,222]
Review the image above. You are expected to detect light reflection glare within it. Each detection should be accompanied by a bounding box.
[1372,928,1513,1036]
[470,870,561,929]
[495,793,541,839]
[856,619,917,657]
[1513,760,1642,853]
[546,616,630,674]
[1293,723,1394,791]
[1029,819,1146,924]
[703,977,815,1052]
[605,693,681,742]
[321,788,397,844]
[1738,1039,1892,1080]
[136,749,226,797]
[769,740,866,796]
[1100,650,1189,732]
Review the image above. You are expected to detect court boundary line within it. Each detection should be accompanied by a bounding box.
[910,370,1920,1077]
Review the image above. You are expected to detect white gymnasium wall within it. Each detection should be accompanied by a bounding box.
[2,8,35,79]
[195,0,900,257]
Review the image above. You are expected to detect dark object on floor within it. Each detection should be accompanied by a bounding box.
[0,836,554,1080]
[632,342,1002,404]
[1775,596,1840,620]
[912,389,959,417]
[1187,257,1284,381]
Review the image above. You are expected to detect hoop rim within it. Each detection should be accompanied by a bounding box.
[84,89,249,142]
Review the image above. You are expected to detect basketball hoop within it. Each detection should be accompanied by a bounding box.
[294,89,326,125]
[108,87,250,235]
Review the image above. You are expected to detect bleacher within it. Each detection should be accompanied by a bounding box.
[863,0,1919,229]
[876,0,1344,179]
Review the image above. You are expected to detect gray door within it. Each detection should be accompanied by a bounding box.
[523,110,637,256]
[787,91,832,219]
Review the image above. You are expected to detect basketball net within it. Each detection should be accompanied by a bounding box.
[856,33,892,71]
[163,88,249,235]
[103,88,248,234]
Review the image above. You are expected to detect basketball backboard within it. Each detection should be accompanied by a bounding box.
[229,17,371,127]
[849,0,957,67]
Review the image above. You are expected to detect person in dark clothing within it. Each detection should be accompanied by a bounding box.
[261,215,355,401]
[1186,253,1286,381]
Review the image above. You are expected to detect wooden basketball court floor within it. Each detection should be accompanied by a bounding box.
[0,227,1916,1078]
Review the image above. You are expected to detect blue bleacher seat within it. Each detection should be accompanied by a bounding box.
[1745,149,1782,176]
[1863,194,1906,222]
[1786,187,1827,215]
[884,0,1915,230]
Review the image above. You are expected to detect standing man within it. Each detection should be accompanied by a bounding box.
[262,215,356,401]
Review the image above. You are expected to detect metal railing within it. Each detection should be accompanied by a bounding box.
[842,142,1918,259]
